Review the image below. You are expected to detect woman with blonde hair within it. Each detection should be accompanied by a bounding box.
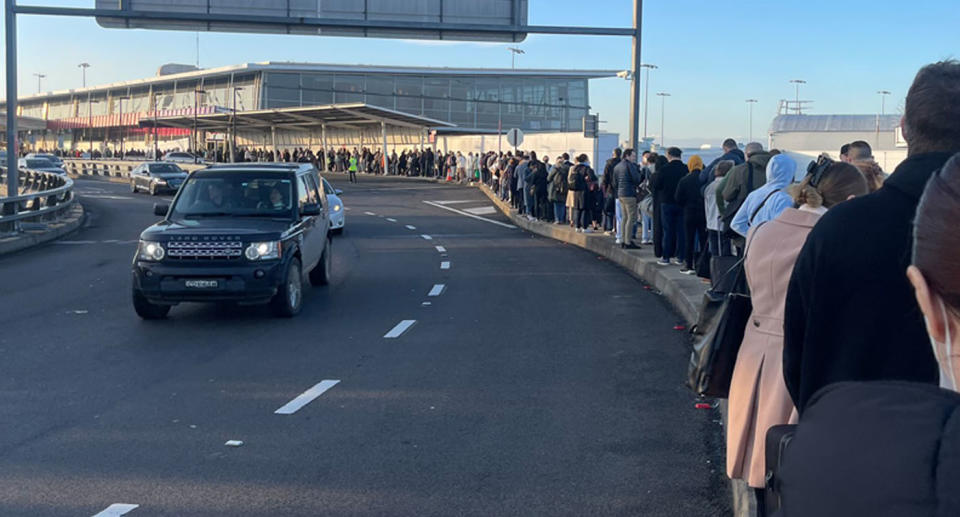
[726,157,868,513]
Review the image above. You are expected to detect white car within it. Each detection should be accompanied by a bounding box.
[162,152,203,164]
[25,152,64,168]
[19,157,67,176]
[322,177,344,235]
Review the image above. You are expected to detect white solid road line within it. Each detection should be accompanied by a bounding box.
[432,200,477,205]
[92,503,139,517]
[421,234,433,240]
[435,245,446,253]
[384,319,417,338]
[440,261,451,270]
[422,200,516,229]
[464,206,498,215]
[405,225,417,230]
[274,380,341,415]
[386,218,397,222]
[428,284,445,296]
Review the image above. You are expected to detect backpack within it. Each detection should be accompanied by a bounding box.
[568,164,587,191]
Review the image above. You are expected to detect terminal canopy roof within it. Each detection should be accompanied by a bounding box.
[140,103,454,132]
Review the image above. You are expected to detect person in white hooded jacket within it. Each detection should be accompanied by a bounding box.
[730,153,797,237]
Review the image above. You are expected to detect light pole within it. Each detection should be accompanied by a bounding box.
[118,96,130,158]
[789,79,806,114]
[641,63,657,145]
[231,86,243,162]
[877,90,891,116]
[193,88,207,156]
[746,99,758,142]
[78,62,90,88]
[656,92,670,149]
[33,72,45,94]
[87,97,100,156]
[507,47,524,69]
[152,92,162,160]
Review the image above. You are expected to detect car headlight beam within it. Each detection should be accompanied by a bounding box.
[138,240,165,261]
[245,241,281,261]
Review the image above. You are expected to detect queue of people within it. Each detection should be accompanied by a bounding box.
[718,60,960,516]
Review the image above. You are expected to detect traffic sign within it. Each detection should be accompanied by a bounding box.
[506,128,524,148]
[94,0,530,42]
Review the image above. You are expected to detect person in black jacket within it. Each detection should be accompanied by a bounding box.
[675,155,707,274]
[775,151,960,517]
[783,60,960,414]
[653,147,688,266]
[528,152,549,221]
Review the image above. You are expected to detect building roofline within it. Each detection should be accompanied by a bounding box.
[4,61,619,104]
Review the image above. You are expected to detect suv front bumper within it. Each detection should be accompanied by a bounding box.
[133,260,285,305]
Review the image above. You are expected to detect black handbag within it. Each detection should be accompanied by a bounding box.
[686,258,752,398]
[764,424,798,515]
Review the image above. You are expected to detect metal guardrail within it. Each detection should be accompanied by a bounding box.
[0,167,76,232]
[62,159,205,179]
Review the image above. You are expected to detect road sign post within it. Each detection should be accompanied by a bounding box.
[506,128,524,154]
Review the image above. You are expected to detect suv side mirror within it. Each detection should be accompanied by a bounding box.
[153,203,169,216]
[334,188,343,196]
[300,203,321,217]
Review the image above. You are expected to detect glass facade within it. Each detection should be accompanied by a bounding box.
[263,71,589,132]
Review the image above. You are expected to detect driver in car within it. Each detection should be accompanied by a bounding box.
[193,182,233,212]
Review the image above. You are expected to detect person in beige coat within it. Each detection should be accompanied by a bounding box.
[726,159,869,500]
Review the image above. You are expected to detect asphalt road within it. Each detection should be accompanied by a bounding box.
[0,173,729,516]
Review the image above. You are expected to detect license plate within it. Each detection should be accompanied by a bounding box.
[185,279,219,289]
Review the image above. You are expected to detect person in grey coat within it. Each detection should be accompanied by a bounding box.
[611,148,643,248]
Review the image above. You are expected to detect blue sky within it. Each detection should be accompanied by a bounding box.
[2,0,958,145]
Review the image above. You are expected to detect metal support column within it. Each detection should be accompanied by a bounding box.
[271,126,277,160]
[628,0,643,152]
[5,0,20,221]
[381,120,388,175]
[320,124,327,171]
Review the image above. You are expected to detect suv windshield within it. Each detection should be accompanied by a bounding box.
[149,163,183,174]
[169,172,294,219]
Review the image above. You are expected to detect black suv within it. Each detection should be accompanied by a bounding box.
[132,163,332,319]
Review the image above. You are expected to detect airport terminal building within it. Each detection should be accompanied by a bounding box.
[2,61,616,154]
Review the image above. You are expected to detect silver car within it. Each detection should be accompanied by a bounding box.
[18,157,68,176]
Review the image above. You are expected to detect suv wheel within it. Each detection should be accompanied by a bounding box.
[133,290,171,319]
[272,258,303,317]
[309,238,332,286]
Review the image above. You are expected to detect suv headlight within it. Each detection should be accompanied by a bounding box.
[245,241,281,261]
[138,240,165,261]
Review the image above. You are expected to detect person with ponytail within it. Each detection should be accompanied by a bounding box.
[775,153,960,516]
[727,157,868,511]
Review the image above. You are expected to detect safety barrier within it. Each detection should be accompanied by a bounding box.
[62,159,205,180]
[0,168,76,232]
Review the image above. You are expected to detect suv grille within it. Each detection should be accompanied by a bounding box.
[167,240,243,259]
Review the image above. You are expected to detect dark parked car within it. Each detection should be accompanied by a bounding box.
[130,162,188,195]
[132,163,332,319]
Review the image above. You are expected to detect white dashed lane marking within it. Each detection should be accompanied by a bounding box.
[364,211,376,216]
[435,245,446,253]
[386,218,397,222]
[440,261,451,270]
[428,284,445,296]
[405,225,416,230]
[274,380,341,415]
[421,234,433,240]
[384,320,417,339]
[92,504,139,517]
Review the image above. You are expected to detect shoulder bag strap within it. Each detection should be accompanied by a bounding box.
[750,189,781,224]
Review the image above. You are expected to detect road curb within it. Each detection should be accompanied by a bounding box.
[477,185,706,324]
[0,202,85,257]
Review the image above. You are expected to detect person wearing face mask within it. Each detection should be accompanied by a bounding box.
[727,159,869,513]
[773,153,960,516]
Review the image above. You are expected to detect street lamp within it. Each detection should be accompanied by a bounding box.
[193,88,207,156]
[656,92,670,149]
[33,72,45,94]
[507,47,525,69]
[118,96,130,158]
[640,63,657,144]
[231,86,243,162]
[789,79,806,114]
[877,90,891,116]
[746,99,758,142]
[78,63,90,88]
